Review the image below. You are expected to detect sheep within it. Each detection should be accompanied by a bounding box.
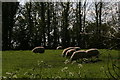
[70,49,100,62]
[65,49,76,58]
[85,48,100,59]
[74,47,81,50]
[32,46,45,53]
[62,47,75,57]
[62,47,81,57]
[65,47,80,58]
[56,46,62,49]
[70,50,86,61]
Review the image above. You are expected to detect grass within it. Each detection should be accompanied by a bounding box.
[0,51,2,77]
[2,49,120,78]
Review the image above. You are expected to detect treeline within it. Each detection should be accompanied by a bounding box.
[2,1,120,50]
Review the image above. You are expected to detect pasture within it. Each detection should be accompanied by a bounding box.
[2,49,120,79]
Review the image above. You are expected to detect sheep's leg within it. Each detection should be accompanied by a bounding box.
[89,57,93,62]
[95,55,99,61]
[83,58,88,63]
[76,59,82,63]
[91,56,100,63]
[76,59,80,63]
[79,58,84,63]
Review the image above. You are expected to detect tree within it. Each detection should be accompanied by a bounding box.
[3,1,119,50]
[46,2,51,48]
[40,2,46,47]
[61,2,70,48]
[74,2,82,47]
[26,2,34,49]
[2,2,19,50]
[52,3,59,48]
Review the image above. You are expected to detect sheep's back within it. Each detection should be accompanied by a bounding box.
[32,46,45,53]
[56,46,62,49]
[62,47,74,57]
[65,49,76,58]
[86,49,99,57]
[74,47,81,50]
[70,50,86,61]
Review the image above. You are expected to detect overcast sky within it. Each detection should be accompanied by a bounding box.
[18,0,120,5]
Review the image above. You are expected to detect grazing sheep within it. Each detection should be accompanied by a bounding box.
[65,49,76,58]
[70,50,86,61]
[62,47,81,57]
[32,46,45,53]
[85,48,100,59]
[62,47,75,57]
[74,47,81,50]
[56,46,62,49]
[70,48,100,62]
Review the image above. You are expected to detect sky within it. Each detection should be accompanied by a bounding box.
[18,0,29,5]
[18,0,120,5]
[0,0,120,2]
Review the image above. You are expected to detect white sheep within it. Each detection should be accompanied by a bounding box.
[74,47,81,50]
[70,50,86,61]
[56,46,62,49]
[65,49,76,58]
[32,46,45,53]
[70,49,100,62]
[85,48,100,59]
[62,47,75,57]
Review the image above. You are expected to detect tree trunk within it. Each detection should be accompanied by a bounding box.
[47,3,51,48]
[78,2,82,47]
[61,2,70,48]
[41,2,46,47]
[2,2,19,50]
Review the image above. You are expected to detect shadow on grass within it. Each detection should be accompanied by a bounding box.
[76,59,103,64]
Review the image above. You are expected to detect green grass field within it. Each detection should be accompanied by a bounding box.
[2,49,120,79]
